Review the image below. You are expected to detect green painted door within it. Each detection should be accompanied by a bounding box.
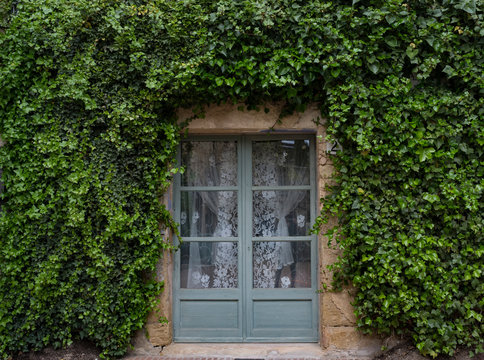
[173,136,318,342]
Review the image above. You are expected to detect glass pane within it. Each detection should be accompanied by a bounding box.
[252,140,310,186]
[180,242,238,288]
[180,191,238,237]
[181,141,237,186]
[253,241,311,288]
[253,191,310,237]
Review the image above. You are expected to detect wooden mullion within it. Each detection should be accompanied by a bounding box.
[181,237,239,242]
[251,236,313,242]
[251,185,311,191]
[179,186,238,191]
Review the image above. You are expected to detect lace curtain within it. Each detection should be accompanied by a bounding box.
[181,140,309,289]
[252,141,309,288]
[182,141,238,288]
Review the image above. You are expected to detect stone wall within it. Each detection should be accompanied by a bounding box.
[140,103,381,355]
[316,128,381,353]
[144,185,174,348]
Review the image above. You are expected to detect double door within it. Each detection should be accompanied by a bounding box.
[173,136,318,341]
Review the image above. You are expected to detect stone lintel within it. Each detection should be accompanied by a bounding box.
[178,103,321,134]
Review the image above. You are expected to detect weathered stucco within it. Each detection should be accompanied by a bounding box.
[139,103,382,356]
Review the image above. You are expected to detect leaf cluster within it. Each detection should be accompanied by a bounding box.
[0,0,182,357]
[0,0,482,358]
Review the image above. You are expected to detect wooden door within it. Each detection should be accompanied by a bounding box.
[173,136,318,342]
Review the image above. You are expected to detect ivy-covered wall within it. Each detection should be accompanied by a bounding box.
[0,0,482,359]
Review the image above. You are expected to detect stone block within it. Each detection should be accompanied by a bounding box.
[319,164,335,180]
[146,296,166,324]
[321,326,381,353]
[321,292,357,326]
[147,250,173,324]
[318,216,339,238]
[127,328,162,356]
[321,247,341,266]
[179,103,320,134]
[146,322,172,347]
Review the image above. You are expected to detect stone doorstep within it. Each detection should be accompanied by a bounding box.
[122,356,371,359]
[124,343,375,360]
[125,358,370,360]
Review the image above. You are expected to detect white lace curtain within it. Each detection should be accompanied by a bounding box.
[184,142,238,288]
[182,140,308,289]
[252,141,308,288]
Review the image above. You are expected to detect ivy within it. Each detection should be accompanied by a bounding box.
[0,0,482,358]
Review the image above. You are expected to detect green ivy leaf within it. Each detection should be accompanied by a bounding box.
[369,63,379,74]
[406,47,419,59]
[416,147,435,162]
[384,36,398,47]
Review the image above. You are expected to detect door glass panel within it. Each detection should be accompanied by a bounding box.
[252,140,310,186]
[180,191,238,237]
[180,242,238,288]
[253,190,310,237]
[181,141,237,186]
[253,241,311,288]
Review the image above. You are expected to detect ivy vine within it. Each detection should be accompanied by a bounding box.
[0,0,482,358]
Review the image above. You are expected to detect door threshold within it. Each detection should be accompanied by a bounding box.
[159,343,374,359]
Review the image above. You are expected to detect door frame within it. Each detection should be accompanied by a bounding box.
[172,134,319,342]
